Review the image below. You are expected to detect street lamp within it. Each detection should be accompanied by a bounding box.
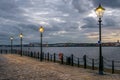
[39,26,44,61]
[95,4,105,75]
[10,36,13,54]
[19,33,23,56]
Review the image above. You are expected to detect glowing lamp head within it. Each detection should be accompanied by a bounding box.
[19,33,23,38]
[10,36,13,40]
[95,4,105,18]
[39,26,44,33]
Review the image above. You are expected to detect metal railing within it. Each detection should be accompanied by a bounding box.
[0,49,120,74]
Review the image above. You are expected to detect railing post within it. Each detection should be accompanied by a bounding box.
[83,55,87,69]
[29,52,31,57]
[47,52,49,61]
[35,52,36,58]
[50,54,52,61]
[23,51,25,55]
[42,52,44,60]
[78,58,79,67]
[24,51,25,56]
[27,51,29,56]
[0,50,2,54]
[112,60,114,74]
[26,51,27,56]
[66,56,70,65]
[31,52,32,57]
[44,54,46,60]
[22,50,23,55]
[35,52,37,58]
[37,52,39,59]
[32,52,34,57]
[92,59,94,70]
[6,50,7,54]
[28,51,30,57]
[32,51,33,57]
[71,54,73,66]
[26,51,28,56]
[34,52,36,58]
[61,54,63,64]
[14,49,17,54]
[24,51,26,56]
[54,53,56,62]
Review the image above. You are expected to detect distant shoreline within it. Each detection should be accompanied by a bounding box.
[0,45,120,47]
[0,42,120,47]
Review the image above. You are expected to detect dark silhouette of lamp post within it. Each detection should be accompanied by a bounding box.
[95,4,105,75]
[39,26,44,61]
[19,33,23,56]
[10,36,13,54]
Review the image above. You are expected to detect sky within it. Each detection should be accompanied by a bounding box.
[0,0,120,45]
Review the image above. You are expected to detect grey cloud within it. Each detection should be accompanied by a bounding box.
[49,22,79,32]
[104,17,118,27]
[0,0,17,12]
[72,0,90,13]
[0,0,120,44]
[81,17,97,28]
[0,0,24,18]
[92,0,120,8]
[62,0,93,14]
[17,24,39,32]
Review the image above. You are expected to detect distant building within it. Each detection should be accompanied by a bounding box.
[29,42,40,47]
[115,40,120,46]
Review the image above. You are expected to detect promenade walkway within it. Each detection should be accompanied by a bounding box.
[0,54,120,80]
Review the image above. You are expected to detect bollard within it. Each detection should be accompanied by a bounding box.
[71,54,73,66]
[23,51,24,55]
[32,52,34,58]
[78,58,79,67]
[34,52,36,58]
[47,52,49,61]
[28,51,30,56]
[1,49,2,54]
[23,51,24,56]
[83,55,87,69]
[44,54,46,60]
[27,51,29,56]
[0,50,1,54]
[6,50,7,54]
[24,51,25,56]
[30,52,33,57]
[50,55,52,61]
[37,52,39,59]
[54,53,56,62]
[61,54,63,64]
[32,52,34,57]
[42,52,44,60]
[1,50,3,54]
[112,60,114,74]
[92,59,94,70]
[26,51,28,56]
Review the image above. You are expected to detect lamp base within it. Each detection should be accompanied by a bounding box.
[99,71,104,75]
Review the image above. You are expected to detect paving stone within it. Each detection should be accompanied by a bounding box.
[0,54,120,80]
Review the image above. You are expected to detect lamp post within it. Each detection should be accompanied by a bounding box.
[10,36,13,54]
[19,33,23,56]
[39,26,44,61]
[95,4,105,75]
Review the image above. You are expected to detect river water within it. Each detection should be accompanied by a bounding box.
[1,46,120,70]
[23,47,120,61]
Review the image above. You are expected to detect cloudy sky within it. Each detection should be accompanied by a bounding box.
[0,0,120,45]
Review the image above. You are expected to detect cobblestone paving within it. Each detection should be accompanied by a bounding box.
[0,54,120,80]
